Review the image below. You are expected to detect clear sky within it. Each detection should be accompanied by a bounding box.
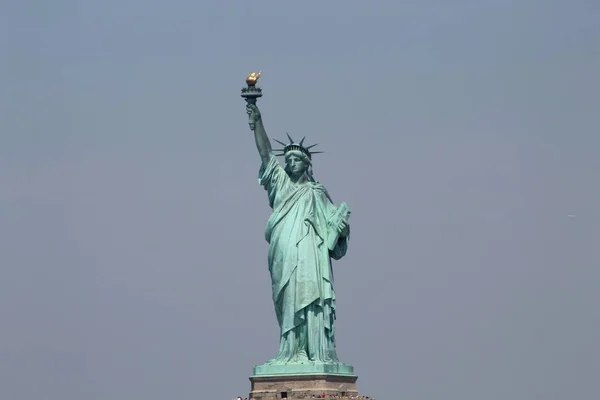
[1,1,599,399]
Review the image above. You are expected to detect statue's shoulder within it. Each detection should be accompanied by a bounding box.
[310,181,326,190]
[310,181,334,201]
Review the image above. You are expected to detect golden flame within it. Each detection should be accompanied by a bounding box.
[246,71,262,86]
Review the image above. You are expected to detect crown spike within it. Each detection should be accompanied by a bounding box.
[274,135,323,159]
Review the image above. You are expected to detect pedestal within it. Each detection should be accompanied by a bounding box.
[249,374,358,400]
[253,362,355,376]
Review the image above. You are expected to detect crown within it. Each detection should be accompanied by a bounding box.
[272,133,323,160]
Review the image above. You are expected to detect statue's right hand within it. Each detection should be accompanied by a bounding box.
[246,104,261,124]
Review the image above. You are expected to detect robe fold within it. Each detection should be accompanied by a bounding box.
[258,155,349,363]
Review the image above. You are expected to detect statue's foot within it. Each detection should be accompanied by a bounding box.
[290,350,310,364]
[311,357,342,365]
[265,357,285,365]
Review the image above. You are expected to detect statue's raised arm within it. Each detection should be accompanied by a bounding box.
[241,72,271,166]
[247,103,272,165]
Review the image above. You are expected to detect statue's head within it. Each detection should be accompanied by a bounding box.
[284,150,313,181]
[273,134,322,182]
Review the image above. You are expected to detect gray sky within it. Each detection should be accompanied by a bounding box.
[1,1,599,399]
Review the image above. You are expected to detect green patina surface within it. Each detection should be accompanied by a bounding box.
[242,77,354,377]
[253,362,355,377]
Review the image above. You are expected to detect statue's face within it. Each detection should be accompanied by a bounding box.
[286,154,308,177]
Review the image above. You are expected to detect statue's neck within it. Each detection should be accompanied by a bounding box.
[290,173,309,185]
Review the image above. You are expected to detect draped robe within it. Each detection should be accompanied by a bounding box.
[259,155,349,364]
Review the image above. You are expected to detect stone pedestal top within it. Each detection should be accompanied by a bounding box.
[249,374,359,400]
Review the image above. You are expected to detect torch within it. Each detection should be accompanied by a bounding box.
[241,72,263,130]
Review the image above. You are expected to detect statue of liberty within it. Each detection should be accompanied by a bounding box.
[243,73,352,368]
